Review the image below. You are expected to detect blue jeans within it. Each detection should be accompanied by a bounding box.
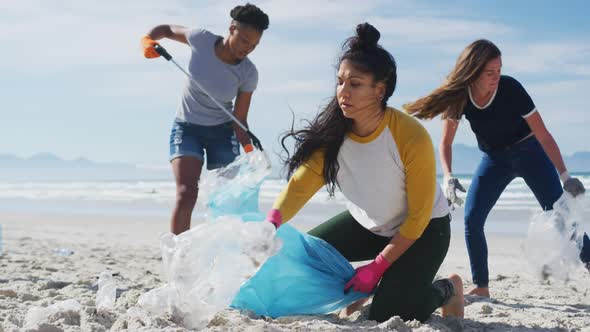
[169,119,239,170]
[464,136,563,288]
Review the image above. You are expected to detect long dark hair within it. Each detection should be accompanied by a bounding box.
[281,23,397,196]
[404,39,501,120]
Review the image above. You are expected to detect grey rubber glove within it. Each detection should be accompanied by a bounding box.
[560,171,586,197]
[563,177,585,197]
[444,176,466,208]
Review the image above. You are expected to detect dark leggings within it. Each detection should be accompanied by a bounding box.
[308,211,451,322]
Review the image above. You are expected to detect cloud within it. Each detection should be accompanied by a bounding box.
[1,1,514,72]
[526,79,590,121]
[371,16,514,46]
[263,79,332,94]
[3,0,590,162]
[0,0,228,74]
[257,0,380,24]
[503,42,590,76]
[252,37,339,70]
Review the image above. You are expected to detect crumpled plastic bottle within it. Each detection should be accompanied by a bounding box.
[53,248,74,256]
[523,193,585,281]
[96,271,116,308]
[0,224,3,256]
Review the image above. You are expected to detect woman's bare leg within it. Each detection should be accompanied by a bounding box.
[170,156,203,235]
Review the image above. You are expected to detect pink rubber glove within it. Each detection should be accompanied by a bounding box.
[344,253,391,294]
[266,209,282,229]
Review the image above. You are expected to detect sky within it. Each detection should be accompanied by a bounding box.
[1,0,589,170]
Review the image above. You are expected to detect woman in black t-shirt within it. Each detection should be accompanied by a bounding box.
[405,39,588,298]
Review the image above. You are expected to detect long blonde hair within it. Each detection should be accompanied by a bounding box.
[405,39,501,120]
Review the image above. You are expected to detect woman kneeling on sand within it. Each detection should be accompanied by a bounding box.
[265,23,464,322]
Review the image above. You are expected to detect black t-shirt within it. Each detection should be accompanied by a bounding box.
[463,75,536,152]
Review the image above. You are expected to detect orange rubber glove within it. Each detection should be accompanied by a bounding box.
[141,35,160,59]
[243,143,254,153]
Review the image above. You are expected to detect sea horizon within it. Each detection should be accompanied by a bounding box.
[1,173,589,236]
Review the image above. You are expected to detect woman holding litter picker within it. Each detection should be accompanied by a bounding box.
[141,4,269,234]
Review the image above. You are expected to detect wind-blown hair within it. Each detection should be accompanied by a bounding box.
[404,39,501,120]
[230,3,269,32]
[281,23,397,196]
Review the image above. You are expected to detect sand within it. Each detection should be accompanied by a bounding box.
[1,213,589,332]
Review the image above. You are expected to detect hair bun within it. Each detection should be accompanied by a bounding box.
[354,23,380,49]
[230,5,243,20]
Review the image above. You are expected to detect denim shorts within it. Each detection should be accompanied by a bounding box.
[169,119,240,170]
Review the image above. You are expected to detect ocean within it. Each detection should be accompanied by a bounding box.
[1,174,589,235]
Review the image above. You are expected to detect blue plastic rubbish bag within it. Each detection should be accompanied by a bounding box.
[205,151,367,317]
[231,223,367,317]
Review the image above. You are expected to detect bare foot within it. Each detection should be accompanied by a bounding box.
[442,274,464,319]
[339,298,369,318]
[467,287,490,298]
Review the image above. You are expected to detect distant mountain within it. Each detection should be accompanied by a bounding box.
[0,153,171,181]
[436,144,483,175]
[566,152,590,172]
[1,147,589,182]
[438,144,590,174]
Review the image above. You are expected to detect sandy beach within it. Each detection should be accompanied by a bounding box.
[1,204,589,332]
[3,0,590,330]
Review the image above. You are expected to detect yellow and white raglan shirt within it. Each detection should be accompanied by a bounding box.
[273,107,449,239]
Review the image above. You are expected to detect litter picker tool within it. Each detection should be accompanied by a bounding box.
[154,44,264,151]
